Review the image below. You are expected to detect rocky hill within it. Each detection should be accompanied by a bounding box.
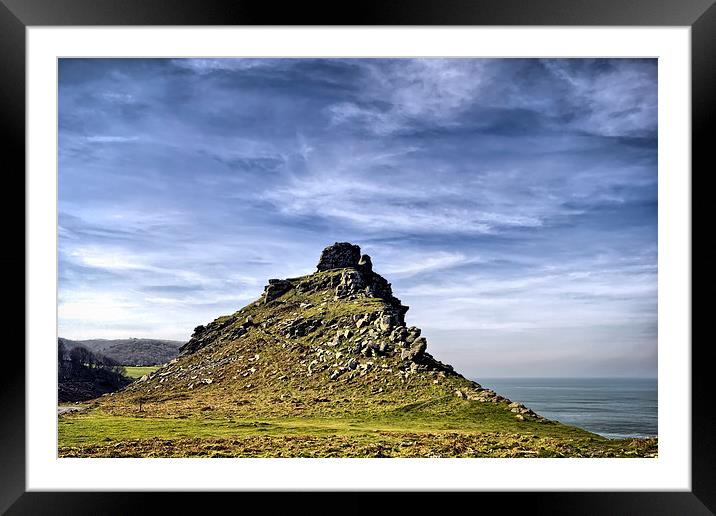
[58,338,184,366]
[62,242,658,457]
[102,243,541,422]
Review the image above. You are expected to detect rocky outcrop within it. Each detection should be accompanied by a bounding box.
[263,279,293,304]
[266,243,408,317]
[179,313,256,355]
[335,270,366,299]
[358,254,372,272]
[316,242,361,271]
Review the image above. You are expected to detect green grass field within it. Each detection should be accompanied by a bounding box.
[122,366,161,379]
[58,403,658,458]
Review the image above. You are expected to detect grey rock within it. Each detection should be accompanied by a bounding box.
[329,368,347,381]
[287,318,321,337]
[263,279,293,303]
[358,254,373,272]
[391,326,408,343]
[316,242,361,271]
[376,314,393,332]
[408,337,428,361]
[336,270,366,298]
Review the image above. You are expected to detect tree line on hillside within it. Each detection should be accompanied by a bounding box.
[58,340,133,402]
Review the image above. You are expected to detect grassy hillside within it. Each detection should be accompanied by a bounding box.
[59,243,657,458]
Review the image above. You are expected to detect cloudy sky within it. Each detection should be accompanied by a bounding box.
[58,58,657,378]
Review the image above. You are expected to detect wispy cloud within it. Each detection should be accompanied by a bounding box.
[380,251,478,277]
[326,59,488,135]
[85,135,139,143]
[170,58,279,74]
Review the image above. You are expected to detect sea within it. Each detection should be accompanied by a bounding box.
[476,377,657,439]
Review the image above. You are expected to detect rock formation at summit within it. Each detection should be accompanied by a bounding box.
[316,242,362,271]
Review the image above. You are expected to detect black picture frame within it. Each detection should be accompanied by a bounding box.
[2,0,709,513]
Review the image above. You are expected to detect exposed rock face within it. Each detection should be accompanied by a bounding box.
[335,270,366,299]
[263,279,293,304]
[403,336,428,362]
[358,254,373,272]
[316,242,361,271]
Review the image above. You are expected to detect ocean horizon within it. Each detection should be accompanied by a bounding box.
[476,377,657,439]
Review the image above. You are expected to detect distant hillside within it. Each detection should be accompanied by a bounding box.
[58,338,185,366]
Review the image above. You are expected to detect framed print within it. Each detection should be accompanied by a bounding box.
[3,0,711,513]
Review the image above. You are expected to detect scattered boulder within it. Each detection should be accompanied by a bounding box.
[390,326,408,343]
[329,368,347,381]
[405,326,421,344]
[404,337,427,362]
[286,318,321,337]
[375,314,393,333]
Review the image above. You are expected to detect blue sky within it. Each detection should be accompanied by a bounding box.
[58,58,657,378]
